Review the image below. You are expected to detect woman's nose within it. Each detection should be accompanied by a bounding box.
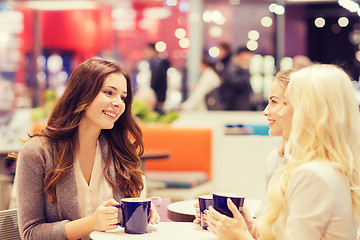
[112,95,123,107]
[263,105,269,116]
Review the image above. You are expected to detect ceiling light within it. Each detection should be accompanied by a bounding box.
[25,1,98,10]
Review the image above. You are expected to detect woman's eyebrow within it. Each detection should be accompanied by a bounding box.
[269,96,279,100]
[103,85,117,90]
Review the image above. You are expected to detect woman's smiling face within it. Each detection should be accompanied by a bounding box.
[81,73,127,133]
[278,91,294,141]
[263,79,286,137]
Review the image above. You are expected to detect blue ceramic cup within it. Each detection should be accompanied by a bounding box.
[198,195,213,230]
[115,198,151,234]
[213,192,245,218]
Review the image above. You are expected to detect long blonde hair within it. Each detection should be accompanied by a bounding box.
[272,69,294,156]
[257,64,360,239]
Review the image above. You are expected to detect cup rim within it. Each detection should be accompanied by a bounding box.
[213,192,245,198]
[198,194,213,199]
[121,197,152,202]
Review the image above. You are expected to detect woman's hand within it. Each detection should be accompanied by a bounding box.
[206,198,255,240]
[193,201,201,225]
[90,198,120,231]
[149,202,160,224]
[241,203,257,238]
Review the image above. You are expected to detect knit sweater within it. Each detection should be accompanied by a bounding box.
[15,135,125,240]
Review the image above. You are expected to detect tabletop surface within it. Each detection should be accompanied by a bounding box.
[167,198,262,218]
[167,199,197,216]
[90,222,217,240]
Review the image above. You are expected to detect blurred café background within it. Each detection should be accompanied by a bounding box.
[1,0,360,211]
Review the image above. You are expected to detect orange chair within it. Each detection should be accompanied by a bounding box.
[140,125,213,201]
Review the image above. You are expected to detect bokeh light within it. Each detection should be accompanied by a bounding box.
[209,26,223,38]
[246,40,258,51]
[269,3,277,13]
[274,5,285,15]
[155,41,167,52]
[261,16,273,28]
[248,30,260,40]
[174,28,186,39]
[338,17,349,27]
[178,38,190,48]
[314,17,325,28]
[209,46,220,58]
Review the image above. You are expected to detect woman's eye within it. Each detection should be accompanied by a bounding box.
[271,100,277,104]
[121,96,126,101]
[104,91,113,95]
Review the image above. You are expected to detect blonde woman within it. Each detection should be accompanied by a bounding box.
[206,64,360,240]
[193,70,293,235]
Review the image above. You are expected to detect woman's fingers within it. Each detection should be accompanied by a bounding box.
[193,201,201,225]
[149,203,160,224]
[103,198,119,207]
[193,218,201,225]
[227,198,242,219]
[205,206,223,235]
[208,206,224,221]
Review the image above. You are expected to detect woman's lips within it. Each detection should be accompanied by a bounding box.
[267,119,275,127]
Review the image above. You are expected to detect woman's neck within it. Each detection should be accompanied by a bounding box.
[77,124,100,154]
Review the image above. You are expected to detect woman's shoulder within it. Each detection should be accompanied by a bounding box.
[19,136,52,159]
[203,68,221,80]
[293,161,336,178]
[22,136,49,148]
[290,160,343,191]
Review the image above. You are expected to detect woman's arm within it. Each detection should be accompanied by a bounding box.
[16,140,69,239]
[65,199,119,240]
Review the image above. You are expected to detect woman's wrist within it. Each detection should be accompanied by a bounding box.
[249,224,257,239]
[85,215,96,232]
[65,216,95,240]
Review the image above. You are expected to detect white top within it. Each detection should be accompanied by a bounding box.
[265,148,286,187]
[74,142,147,218]
[74,142,113,218]
[273,161,357,240]
[182,68,221,111]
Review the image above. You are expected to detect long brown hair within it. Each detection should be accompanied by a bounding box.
[33,58,144,203]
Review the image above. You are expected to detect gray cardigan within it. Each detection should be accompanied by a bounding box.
[15,135,125,240]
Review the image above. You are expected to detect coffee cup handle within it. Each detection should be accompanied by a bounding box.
[114,203,124,228]
[150,196,162,207]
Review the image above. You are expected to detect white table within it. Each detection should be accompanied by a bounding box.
[167,200,196,222]
[90,222,217,240]
[167,198,262,222]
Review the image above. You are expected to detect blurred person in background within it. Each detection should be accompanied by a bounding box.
[144,43,170,114]
[205,64,360,240]
[214,42,233,75]
[221,47,254,110]
[13,59,159,240]
[181,56,221,111]
[0,80,32,174]
[293,55,312,70]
